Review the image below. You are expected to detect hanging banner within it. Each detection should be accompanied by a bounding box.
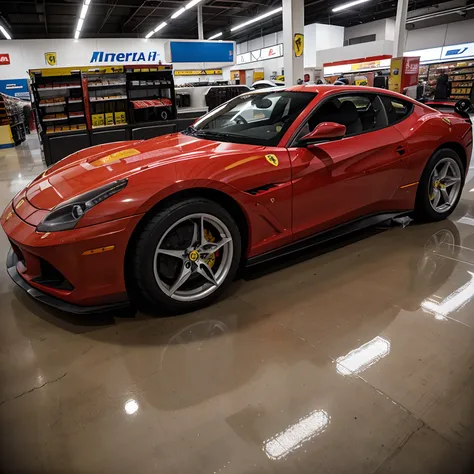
[174,69,223,76]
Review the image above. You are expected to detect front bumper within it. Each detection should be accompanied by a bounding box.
[6,248,129,314]
[2,201,143,311]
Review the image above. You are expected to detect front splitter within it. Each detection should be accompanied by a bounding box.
[6,248,130,315]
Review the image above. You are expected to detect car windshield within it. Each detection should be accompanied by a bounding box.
[182,91,316,146]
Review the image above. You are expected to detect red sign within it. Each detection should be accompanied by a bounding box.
[0,54,10,65]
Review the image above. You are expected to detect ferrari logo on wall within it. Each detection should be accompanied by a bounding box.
[45,52,57,66]
[294,34,304,57]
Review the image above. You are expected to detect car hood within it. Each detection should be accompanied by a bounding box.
[25,133,262,210]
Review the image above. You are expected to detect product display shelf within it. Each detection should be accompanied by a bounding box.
[125,63,177,124]
[0,93,27,146]
[423,61,474,101]
[86,72,129,129]
[30,69,87,135]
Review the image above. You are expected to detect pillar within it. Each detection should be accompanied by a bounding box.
[197,3,204,40]
[393,0,409,57]
[283,0,304,86]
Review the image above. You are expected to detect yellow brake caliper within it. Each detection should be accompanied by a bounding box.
[203,229,216,269]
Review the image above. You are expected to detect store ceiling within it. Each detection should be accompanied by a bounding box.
[0,0,472,41]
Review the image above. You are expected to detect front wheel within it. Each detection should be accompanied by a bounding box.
[414,148,464,222]
[132,198,241,313]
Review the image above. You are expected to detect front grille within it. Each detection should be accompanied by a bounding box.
[32,258,74,291]
[10,241,25,264]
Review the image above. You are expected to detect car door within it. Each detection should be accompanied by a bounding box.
[289,92,409,242]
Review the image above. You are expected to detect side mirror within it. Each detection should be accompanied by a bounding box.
[300,122,346,145]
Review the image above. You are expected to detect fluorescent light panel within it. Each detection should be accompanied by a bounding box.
[171,8,185,19]
[230,7,282,32]
[208,32,222,40]
[0,25,12,40]
[185,0,202,10]
[154,21,167,33]
[75,0,91,39]
[332,0,370,13]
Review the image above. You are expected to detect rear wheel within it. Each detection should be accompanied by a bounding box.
[414,148,464,222]
[132,198,241,313]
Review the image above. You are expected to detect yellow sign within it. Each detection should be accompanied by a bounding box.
[265,154,279,167]
[45,52,57,66]
[253,71,264,81]
[388,57,402,93]
[294,34,304,57]
[355,78,368,86]
[351,60,382,72]
[90,148,140,167]
[174,69,223,76]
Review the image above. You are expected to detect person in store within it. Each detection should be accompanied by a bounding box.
[336,74,349,85]
[434,72,451,100]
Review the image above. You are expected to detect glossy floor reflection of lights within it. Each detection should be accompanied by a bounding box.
[1,135,474,473]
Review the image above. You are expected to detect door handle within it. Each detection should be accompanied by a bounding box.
[396,145,406,156]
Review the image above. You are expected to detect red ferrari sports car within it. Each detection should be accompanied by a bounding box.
[1,85,473,314]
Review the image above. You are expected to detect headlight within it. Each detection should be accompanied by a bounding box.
[36,179,128,232]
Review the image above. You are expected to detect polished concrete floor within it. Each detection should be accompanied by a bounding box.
[1,135,474,473]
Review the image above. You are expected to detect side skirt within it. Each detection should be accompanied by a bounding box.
[245,211,411,267]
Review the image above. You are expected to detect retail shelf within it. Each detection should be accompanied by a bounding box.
[68,99,83,104]
[89,82,126,88]
[92,123,128,129]
[39,101,66,107]
[128,84,171,89]
[38,85,82,91]
[90,96,127,102]
[69,114,85,118]
[43,116,68,122]
[10,122,23,127]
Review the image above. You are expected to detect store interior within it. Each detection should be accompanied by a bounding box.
[0,0,474,473]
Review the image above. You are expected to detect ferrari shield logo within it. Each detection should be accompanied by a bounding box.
[265,154,279,167]
[45,52,57,66]
[442,117,451,125]
[294,34,304,57]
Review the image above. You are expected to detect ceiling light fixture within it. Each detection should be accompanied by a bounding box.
[171,8,185,19]
[406,5,474,23]
[332,0,370,13]
[230,7,282,32]
[0,25,12,40]
[185,0,202,10]
[208,32,222,40]
[75,0,92,39]
[154,21,167,33]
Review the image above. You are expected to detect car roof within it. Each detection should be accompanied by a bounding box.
[260,84,422,106]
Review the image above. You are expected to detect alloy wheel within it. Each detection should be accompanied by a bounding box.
[428,157,462,213]
[153,213,234,302]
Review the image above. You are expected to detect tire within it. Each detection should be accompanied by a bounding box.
[132,198,241,313]
[414,148,464,222]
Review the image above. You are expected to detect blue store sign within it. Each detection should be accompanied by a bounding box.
[90,51,160,63]
[0,79,30,100]
[170,41,234,63]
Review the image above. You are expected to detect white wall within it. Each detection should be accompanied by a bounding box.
[230,22,343,80]
[405,18,474,51]
[385,19,395,41]
[317,40,394,67]
[0,38,235,85]
[344,19,388,42]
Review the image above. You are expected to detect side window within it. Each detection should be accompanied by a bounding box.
[295,93,388,142]
[379,96,413,125]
